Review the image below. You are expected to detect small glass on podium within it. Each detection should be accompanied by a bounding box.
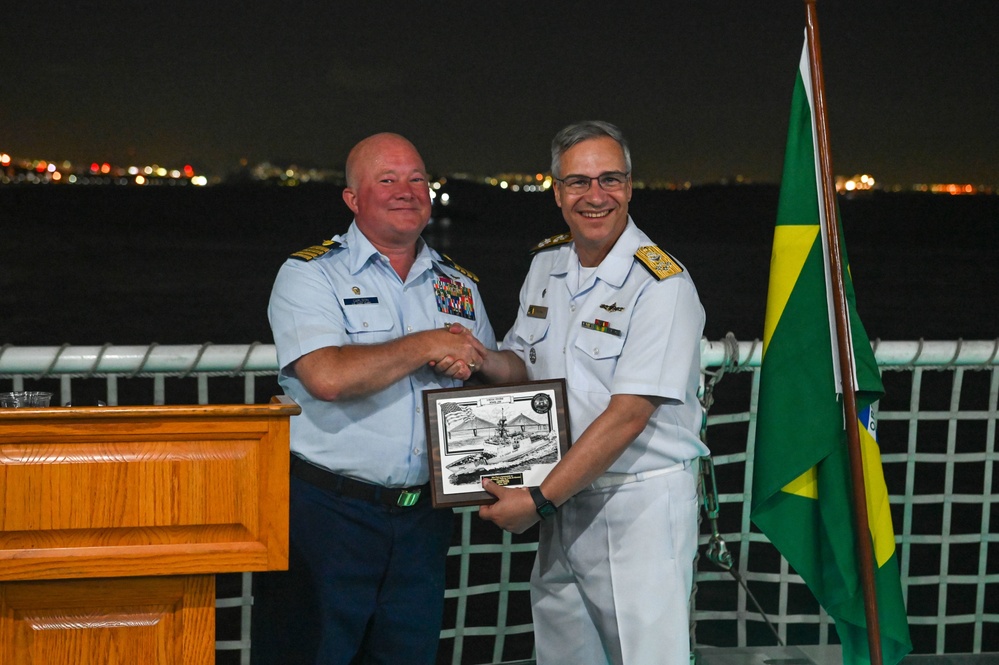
[0,391,54,407]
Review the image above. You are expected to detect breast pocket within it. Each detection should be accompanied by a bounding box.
[343,303,396,343]
[514,317,551,348]
[572,327,625,392]
[511,318,555,376]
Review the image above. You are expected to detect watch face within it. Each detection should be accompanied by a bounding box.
[530,486,557,519]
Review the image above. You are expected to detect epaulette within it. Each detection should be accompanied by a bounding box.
[439,253,480,283]
[634,245,684,281]
[529,232,573,254]
[290,239,341,261]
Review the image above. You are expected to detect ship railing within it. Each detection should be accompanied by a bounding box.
[1,338,998,663]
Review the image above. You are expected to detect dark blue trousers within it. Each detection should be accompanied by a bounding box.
[251,474,454,665]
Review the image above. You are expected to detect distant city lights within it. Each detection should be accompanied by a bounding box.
[0,149,993,195]
[1,152,207,186]
[923,183,976,195]
[839,174,876,192]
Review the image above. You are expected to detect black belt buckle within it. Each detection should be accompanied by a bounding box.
[396,488,421,507]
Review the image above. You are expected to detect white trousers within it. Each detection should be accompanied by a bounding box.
[530,462,699,665]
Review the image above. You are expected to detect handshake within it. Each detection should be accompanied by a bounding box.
[428,322,493,382]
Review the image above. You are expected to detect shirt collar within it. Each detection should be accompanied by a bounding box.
[342,220,434,279]
[550,216,642,289]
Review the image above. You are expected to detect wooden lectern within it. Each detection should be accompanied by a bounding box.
[0,397,299,664]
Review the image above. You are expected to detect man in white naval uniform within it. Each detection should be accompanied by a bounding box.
[451,120,707,664]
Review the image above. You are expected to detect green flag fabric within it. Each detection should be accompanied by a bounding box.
[750,40,912,665]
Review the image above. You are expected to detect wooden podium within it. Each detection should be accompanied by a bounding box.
[0,397,299,664]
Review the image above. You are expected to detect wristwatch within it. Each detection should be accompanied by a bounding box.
[529,486,558,520]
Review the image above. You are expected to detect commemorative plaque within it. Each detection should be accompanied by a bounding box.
[422,379,571,508]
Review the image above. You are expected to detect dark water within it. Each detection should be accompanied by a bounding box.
[1,183,996,347]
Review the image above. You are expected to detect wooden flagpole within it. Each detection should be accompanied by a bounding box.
[802,1,884,663]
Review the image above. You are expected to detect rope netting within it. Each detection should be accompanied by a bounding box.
[2,337,997,662]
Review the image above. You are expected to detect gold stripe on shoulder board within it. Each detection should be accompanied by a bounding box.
[440,254,479,283]
[635,245,683,280]
[290,240,341,261]
[530,232,573,254]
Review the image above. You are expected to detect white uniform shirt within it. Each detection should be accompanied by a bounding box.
[502,218,707,474]
[269,221,497,487]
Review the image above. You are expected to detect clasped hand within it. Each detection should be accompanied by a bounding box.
[429,323,489,381]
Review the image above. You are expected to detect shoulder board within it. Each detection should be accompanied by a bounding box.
[529,232,573,254]
[634,245,684,281]
[289,239,341,262]
[439,253,479,283]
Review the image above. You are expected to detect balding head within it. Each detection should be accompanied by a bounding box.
[341,133,432,251]
[345,133,422,190]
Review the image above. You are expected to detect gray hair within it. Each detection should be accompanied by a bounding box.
[550,120,632,179]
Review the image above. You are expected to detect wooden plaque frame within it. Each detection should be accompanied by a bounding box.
[423,379,570,508]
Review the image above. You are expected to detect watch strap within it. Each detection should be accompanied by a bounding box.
[529,486,557,519]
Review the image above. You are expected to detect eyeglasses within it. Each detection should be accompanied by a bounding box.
[554,171,630,193]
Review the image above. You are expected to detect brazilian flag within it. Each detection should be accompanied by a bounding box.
[750,39,912,665]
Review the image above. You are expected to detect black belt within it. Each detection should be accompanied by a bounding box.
[290,455,427,509]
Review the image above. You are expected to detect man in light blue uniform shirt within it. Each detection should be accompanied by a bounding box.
[253,133,496,665]
[461,121,708,664]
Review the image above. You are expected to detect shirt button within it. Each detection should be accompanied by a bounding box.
[570,304,576,312]
[407,325,413,332]
[529,334,535,341]
[414,448,421,455]
[363,322,369,328]
[416,406,422,414]
[593,347,599,355]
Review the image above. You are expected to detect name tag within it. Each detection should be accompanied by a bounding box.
[343,297,379,306]
[527,305,548,319]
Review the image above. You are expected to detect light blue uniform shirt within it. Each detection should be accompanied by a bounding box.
[502,218,708,473]
[269,221,497,487]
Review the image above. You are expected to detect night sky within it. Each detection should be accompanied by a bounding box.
[4,1,997,186]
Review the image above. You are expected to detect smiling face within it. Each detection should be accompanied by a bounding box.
[553,136,632,266]
[342,133,432,250]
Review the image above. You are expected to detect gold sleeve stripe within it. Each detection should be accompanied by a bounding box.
[290,240,341,261]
